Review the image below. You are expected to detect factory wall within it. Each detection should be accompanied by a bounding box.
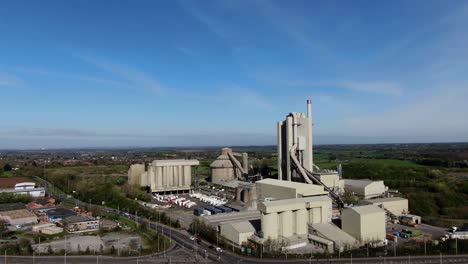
[220,222,255,246]
[128,160,199,193]
[259,196,332,240]
[363,198,408,216]
[342,205,386,243]
[128,164,145,186]
[344,180,386,199]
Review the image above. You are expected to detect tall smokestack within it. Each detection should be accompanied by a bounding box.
[307,99,313,172]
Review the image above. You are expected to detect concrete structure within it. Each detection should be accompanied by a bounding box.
[309,223,358,252]
[362,197,409,217]
[235,182,257,210]
[311,172,344,194]
[342,205,386,243]
[344,179,386,199]
[128,159,199,194]
[277,100,314,181]
[202,210,261,231]
[61,215,100,233]
[32,223,63,234]
[220,221,256,246]
[0,209,37,226]
[401,214,421,225]
[46,208,77,223]
[256,178,327,200]
[210,148,249,185]
[276,100,344,207]
[259,196,332,240]
[128,164,146,186]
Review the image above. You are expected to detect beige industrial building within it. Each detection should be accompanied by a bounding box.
[256,178,327,200]
[220,221,256,246]
[344,179,386,199]
[276,100,344,207]
[0,209,37,226]
[259,196,332,240]
[362,197,409,216]
[32,223,63,235]
[309,222,358,252]
[341,205,386,243]
[128,164,145,186]
[128,159,199,193]
[202,210,261,231]
[61,215,100,233]
[210,148,249,185]
[311,172,344,194]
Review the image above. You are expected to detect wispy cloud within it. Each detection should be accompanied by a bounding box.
[257,77,403,96]
[0,71,23,88]
[14,67,128,87]
[343,83,468,138]
[74,54,166,95]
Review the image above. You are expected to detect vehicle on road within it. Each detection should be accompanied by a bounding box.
[190,236,196,241]
[215,247,223,253]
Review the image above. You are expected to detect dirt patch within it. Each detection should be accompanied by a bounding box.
[0,177,33,188]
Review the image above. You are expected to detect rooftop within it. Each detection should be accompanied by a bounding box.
[345,205,385,215]
[151,159,199,166]
[256,178,327,196]
[344,179,382,188]
[0,209,37,219]
[46,208,77,217]
[310,222,357,247]
[0,203,25,212]
[224,221,255,233]
[365,197,408,203]
[62,215,97,224]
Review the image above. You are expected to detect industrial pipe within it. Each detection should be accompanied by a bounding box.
[290,144,313,184]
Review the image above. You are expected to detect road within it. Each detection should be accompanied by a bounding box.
[29,176,468,263]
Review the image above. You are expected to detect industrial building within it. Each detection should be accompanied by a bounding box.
[256,178,327,200]
[220,221,256,246]
[45,208,77,223]
[341,205,386,243]
[308,222,358,252]
[276,100,344,207]
[61,215,100,233]
[128,159,199,193]
[127,163,145,186]
[362,197,409,217]
[0,209,38,226]
[32,223,63,235]
[259,196,332,240]
[210,148,249,185]
[344,179,386,199]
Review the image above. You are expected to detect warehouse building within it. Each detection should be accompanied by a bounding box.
[128,164,146,186]
[362,197,409,216]
[308,222,358,252]
[344,179,386,199]
[341,205,386,243]
[259,196,332,240]
[0,209,37,226]
[46,208,77,223]
[256,178,327,200]
[220,221,256,246]
[128,159,199,194]
[61,215,99,233]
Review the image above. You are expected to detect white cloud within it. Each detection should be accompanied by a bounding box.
[0,71,23,87]
[74,54,166,95]
[14,67,128,87]
[343,84,468,139]
[260,78,403,96]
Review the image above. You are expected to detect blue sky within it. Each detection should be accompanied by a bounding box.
[1,0,467,149]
